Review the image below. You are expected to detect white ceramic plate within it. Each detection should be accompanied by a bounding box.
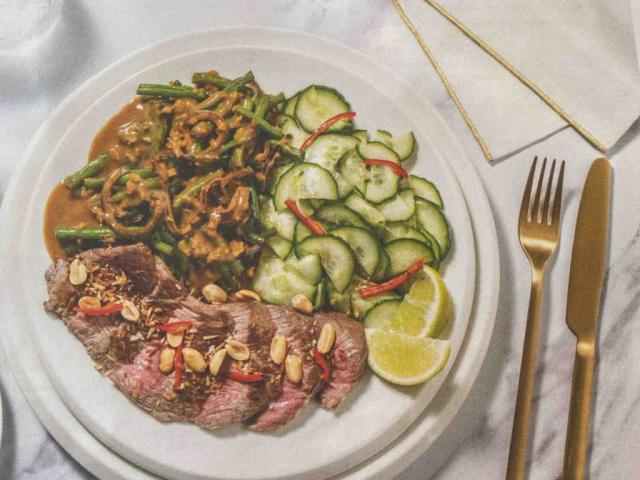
[0,28,498,480]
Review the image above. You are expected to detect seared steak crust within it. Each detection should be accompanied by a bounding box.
[44,244,367,432]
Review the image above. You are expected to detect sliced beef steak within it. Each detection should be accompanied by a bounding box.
[44,244,368,432]
[247,306,322,431]
[315,312,368,409]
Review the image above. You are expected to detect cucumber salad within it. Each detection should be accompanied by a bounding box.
[253,85,453,385]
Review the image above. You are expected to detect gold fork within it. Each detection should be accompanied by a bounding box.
[506,156,566,480]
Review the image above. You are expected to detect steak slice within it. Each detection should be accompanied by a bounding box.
[193,301,281,430]
[315,312,368,409]
[247,306,322,432]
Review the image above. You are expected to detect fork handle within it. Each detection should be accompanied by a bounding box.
[562,342,595,480]
[506,270,544,480]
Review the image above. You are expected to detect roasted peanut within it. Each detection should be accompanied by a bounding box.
[166,319,184,348]
[120,300,140,323]
[209,349,227,376]
[291,293,313,314]
[159,347,175,374]
[270,333,287,365]
[317,323,336,354]
[183,348,207,373]
[78,296,100,309]
[225,338,250,361]
[285,354,302,383]
[69,258,87,285]
[202,283,227,304]
[232,289,261,302]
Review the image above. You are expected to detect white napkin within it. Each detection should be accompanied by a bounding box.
[396,0,640,160]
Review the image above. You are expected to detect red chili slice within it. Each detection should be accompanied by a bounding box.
[284,198,326,235]
[73,302,123,316]
[359,259,425,298]
[300,111,356,151]
[312,349,331,382]
[155,321,193,335]
[226,370,264,383]
[363,158,409,178]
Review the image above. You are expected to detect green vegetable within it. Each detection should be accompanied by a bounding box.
[64,154,108,191]
[82,177,105,190]
[172,172,217,209]
[222,71,254,92]
[191,72,232,88]
[152,241,174,256]
[235,106,282,139]
[116,168,155,186]
[55,226,116,241]
[136,84,207,100]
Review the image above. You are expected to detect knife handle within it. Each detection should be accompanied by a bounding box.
[563,342,596,480]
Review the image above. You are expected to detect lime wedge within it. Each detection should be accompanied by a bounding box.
[366,329,451,385]
[388,266,450,337]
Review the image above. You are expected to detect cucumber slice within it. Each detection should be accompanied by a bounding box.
[274,163,338,211]
[336,149,367,198]
[377,189,415,222]
[296,235,355,292]
[294,85,352,133]
[315,202,368,228]
[419,227,441,259]
[283,94,299,116]
[268,161,295,195]
[314,278,327,309]
[385,238,435,276]
[372,248,391,282]
[265,236,292,259]
[376,130,416,161]
[382,222,429,245]
[293,220,322,244]
[404,175,443,208]
[352,130,370,144]
[415,199,450,255]
[362,300,401,329]
[351,290,400,319]
[304,133,358,174]
[276,114,307,150]
[253,251,318,305]
[260,197,297,241]
[329,226,381,277]
[345,192,385,227]
[359,141,401,204]
[283,254,323,285]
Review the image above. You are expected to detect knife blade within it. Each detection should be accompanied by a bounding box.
[565,157,611,340]
[563,157,612,480]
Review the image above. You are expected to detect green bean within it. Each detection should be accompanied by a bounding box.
[55,226,116,241]
[249,181,261,220]
[152,241,174,256]
[230,147,245,168]
[240,97,255,111]
[254,95,269,119]
[222,71,254,92]
[172,172,217,209]
[191,72,232,88]
[136,84,207,101]
[244,231,265,245]
[235,106,282,139]
[267,92,285,109]
[157,225,178,246]
[64,154,108,191]
[116,167,155,185]
[83,177,105,190]
[220,139,240,154]
[272,141,303,161]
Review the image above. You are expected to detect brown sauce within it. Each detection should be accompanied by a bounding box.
[43,99,161,259]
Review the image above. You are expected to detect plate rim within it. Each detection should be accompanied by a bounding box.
[0,26,498,480]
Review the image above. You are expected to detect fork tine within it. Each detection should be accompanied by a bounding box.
[519,156,538,225]
[542,159,557,224]
[531,157,548,223]
[551,160,566,225]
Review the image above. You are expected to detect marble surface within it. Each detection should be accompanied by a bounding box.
[1,1,639,479]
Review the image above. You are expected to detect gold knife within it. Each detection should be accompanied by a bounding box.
[563,157,612,479]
